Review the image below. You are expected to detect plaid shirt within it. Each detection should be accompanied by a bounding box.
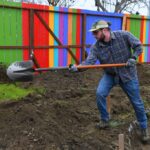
[83,30,143,83]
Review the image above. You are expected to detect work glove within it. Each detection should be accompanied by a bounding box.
[126,57,137,67]
[69,64,78,72]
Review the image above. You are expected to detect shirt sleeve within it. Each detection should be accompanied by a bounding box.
[81,45,98,65]
[124,31,143,59]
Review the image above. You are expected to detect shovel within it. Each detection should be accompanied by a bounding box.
[6,60,127,82]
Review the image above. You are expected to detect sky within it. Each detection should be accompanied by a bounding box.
[71,0,97,11]
[71,0,149,16]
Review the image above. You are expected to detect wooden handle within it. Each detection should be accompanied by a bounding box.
[76,63,127,69]
[35,63,127,72]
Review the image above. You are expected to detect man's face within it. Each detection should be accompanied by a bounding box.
[92,29,105,41]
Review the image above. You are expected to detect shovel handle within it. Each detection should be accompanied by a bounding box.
[35,66,68,71]
[76,63,127,69]
[35,63,127,71]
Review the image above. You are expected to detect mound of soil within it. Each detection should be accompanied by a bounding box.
[0,64,150,150]
[0,63,10,83]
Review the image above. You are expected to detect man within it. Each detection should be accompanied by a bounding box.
[70,20,149,142]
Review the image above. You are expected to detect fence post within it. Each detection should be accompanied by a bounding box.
[29,9,40,68]
[81,14,86,61]
[29,9,34,58]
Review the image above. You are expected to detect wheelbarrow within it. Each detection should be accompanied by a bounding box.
[6,60,127,82]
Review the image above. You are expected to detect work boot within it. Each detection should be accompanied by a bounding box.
[96,120,109,129]
[141,128,150,143]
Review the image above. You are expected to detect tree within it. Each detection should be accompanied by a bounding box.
[48,0,76,7]
[95,0,149,14]
[142,0,150,16]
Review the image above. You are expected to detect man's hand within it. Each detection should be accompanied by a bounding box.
[69,64,78,72]
[126,58,136,67]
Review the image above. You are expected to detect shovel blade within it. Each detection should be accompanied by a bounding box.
[7,60,34,82]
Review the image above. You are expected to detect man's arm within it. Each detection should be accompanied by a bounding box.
[69,45,98,72]
[82,45,98,65]
[124,31,143,59]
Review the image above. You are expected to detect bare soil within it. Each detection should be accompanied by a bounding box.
[0,64,150,150]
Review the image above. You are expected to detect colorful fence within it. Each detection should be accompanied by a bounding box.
[123,14,150,63]
[0,1,150,67]
[23,3,50,68]
[0,1,22,64]
[0,1,84,67]
[23,4,84,67]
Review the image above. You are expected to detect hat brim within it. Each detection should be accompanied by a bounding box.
[89,28,100,32]
[89,24,109,32]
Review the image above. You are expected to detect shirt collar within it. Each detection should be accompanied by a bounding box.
[111,32,116,40]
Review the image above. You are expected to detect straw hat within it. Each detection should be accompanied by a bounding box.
[89,20,111,32]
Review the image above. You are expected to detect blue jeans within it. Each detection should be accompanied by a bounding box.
[96,73,147,129]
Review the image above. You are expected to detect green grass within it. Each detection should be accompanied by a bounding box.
[0,84,34,101]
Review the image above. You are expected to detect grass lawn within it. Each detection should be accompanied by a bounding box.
[0,84,34,101]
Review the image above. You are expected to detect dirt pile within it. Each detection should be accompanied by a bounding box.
[0,64,150,150]
[0,63,10,83]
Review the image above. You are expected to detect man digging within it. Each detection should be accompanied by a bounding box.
[70,20,150,143]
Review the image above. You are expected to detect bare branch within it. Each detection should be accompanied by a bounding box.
[48,0,76,7]
[94,0,149,14]
[95,0,108,12]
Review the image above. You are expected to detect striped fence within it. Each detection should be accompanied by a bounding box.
[0,1,22,65]
[123,14,150,63]
[0,1,150,67]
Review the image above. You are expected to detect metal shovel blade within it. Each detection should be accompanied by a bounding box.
[7,60,34,81]
[6,60,69,82]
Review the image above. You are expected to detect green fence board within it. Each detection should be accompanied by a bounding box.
[129,15,141,39]
[71,9,77,64]
[0,0,22,64]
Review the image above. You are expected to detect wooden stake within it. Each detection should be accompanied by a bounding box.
[106,95,111,114]
[118,134,124,150]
